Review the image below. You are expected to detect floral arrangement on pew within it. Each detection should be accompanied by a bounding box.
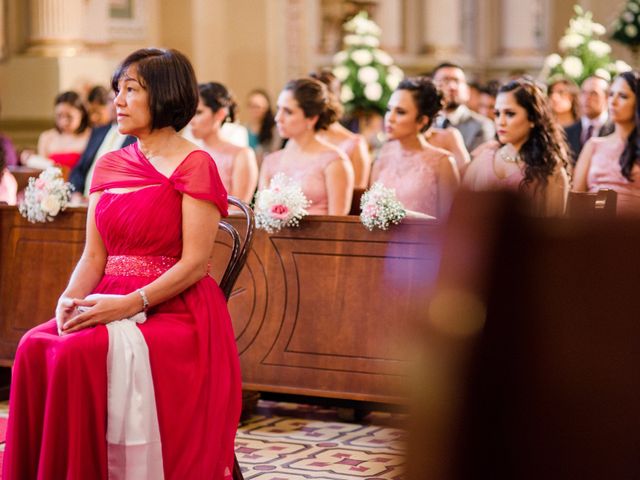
[253,173,311,233]
[18,167,74,223]
[540,5,631,85]
[360,182,406,231]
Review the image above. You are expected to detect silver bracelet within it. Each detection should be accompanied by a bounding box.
[137,288,149,312]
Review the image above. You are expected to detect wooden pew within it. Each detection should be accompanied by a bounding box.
[0,205,441,404]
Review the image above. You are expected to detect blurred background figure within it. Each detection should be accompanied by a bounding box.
[0,138,17,205]
[244,89,280,166]
[190,82,258,204]
[467,81,482,113]
[573,71,640,216]
[547,77,580,127]
[86,85,112,128]
[477,80,500,121]
[564,75,613,164]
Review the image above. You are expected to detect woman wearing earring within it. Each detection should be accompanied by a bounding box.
[190,82,259,203]
[259,77,354,215]
[370,77,460,219]
[463,77,569,216]
[573,71,640,216]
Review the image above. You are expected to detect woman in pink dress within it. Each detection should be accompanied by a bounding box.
[3,48,241,479]
[573,71,640,215]
[189,82,258,203]
[259,77,354,215]
[463,77,569,216]
[0,143,18,204]
[371,77,460,219]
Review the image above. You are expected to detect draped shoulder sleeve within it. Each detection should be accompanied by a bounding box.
[172,150,229,217]
[90,143,158,193]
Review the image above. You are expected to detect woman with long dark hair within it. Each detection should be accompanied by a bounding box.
[245,89,279,165]
[463,77,569,216]
[573,70,640,215]
[548,76,580,127]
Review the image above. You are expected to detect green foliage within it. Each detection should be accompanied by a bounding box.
[612,0,640,49]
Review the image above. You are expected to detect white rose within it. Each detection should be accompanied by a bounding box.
[361,35,380,48]
[341,84,355,103]
[351,49,373,66]
[616,60,633,73]
[562,56,583,79]
[374,49,393,66]
[544,53,563,68]
[630,3,640,13]
[592,22,607,35]
[386,71,402,90]
[333,65,350,82]
[364,82,383,102]
[333,50,348,64]
[569,17,591,37]
[40,194,62,216]
[344,34,360,46]
[623,11,636,23]
[587,40,612,57]
[625,24,638,37]
[594,68,611,81]
[358,66,379,84]
[559,33,584,51]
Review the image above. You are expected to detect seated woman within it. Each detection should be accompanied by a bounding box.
[259,77,354,215]
[463,77,569,216]
[573,71,640,216]
[371,77,460,219]
[244,89,280,166]
[0,142,18,205]
[3,48,241,479]
[24,91,91,172]
[424,124,470,171]
[189,82,258,203]
[548,76,580,128]
[311,70,372,189]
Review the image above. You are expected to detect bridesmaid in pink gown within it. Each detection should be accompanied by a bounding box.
[371,77,460,219]
[259,78,354,215]
[189,82,258,203]
[573,71,640,215]
[3,48,241,479]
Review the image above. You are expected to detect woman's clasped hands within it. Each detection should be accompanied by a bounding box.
[56,293,143,335]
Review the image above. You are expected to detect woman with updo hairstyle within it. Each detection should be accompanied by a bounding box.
[573,70,640,215]
[371,76,460,219]
[311,69,372,189]
[190,82,258,203]
[463,77,569,216]
[259,77,354,215]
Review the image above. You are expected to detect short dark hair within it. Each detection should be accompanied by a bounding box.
[54,90,89,134]
[87,85,110,105]
[432,62,465,77]
[111,48,198,132]
[283,77,337,131]
[199,82,237,124]
[397,77,443,132]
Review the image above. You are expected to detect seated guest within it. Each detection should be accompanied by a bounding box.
[0,100,18,167]
[463,77,569,216]
[371,77,460,219]
[259,77,354,215]
[244,89,280,166]
[86,85,112,128]
[0,143,17,205]
[573,71,640,216]
[424,125,470,171]
[564,75,613,164]
[478,80,500,121]
[189,82,258,203]
[311,70,372,189]
[24,91,91,171]
[548,77,580,127]
[432,62,495,152]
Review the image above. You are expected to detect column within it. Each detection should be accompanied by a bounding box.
[422,0,462,56]
[375,0,404,53]
[500,0,547,57]
[27,0,85,55]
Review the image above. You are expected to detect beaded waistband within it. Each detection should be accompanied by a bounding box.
[105,255,179,277]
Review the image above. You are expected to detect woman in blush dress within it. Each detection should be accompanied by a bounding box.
[189,82,258,203]
[0,140,18,204]
[371,77,460,219]
[3,48,241,479]
[311,70,372,189]
[424,124,470,171]
[573,71,640,215]
[259,77,354,215]
[463,77,569,216]
[24,91,91,171]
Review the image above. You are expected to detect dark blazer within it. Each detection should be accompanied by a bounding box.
[565,119,614,165]
[69,124,136,194]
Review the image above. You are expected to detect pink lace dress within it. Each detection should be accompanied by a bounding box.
[587,137,640,215]
[372,141,451,217]
[3,143,241,479]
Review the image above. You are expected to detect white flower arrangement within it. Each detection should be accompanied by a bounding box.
[612,0,640,54]
[359,182,406,231]
[18,167,73,223]
[540,5,625,85]
[332,11,404,115]
[253,173,311,234]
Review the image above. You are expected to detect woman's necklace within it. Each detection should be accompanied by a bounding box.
[498,144,521,164]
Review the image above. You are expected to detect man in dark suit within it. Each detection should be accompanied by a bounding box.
[564,75,613,165]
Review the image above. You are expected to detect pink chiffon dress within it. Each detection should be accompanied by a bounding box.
[586,136,640,215]
[205,143,242,194]
[3,142,242,479]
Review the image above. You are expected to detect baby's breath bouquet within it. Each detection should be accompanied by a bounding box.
[360,182,406,231]
[18,167,73,223]
[541,5,631,84]
[254,173,311,233]
[332,11,404,115]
